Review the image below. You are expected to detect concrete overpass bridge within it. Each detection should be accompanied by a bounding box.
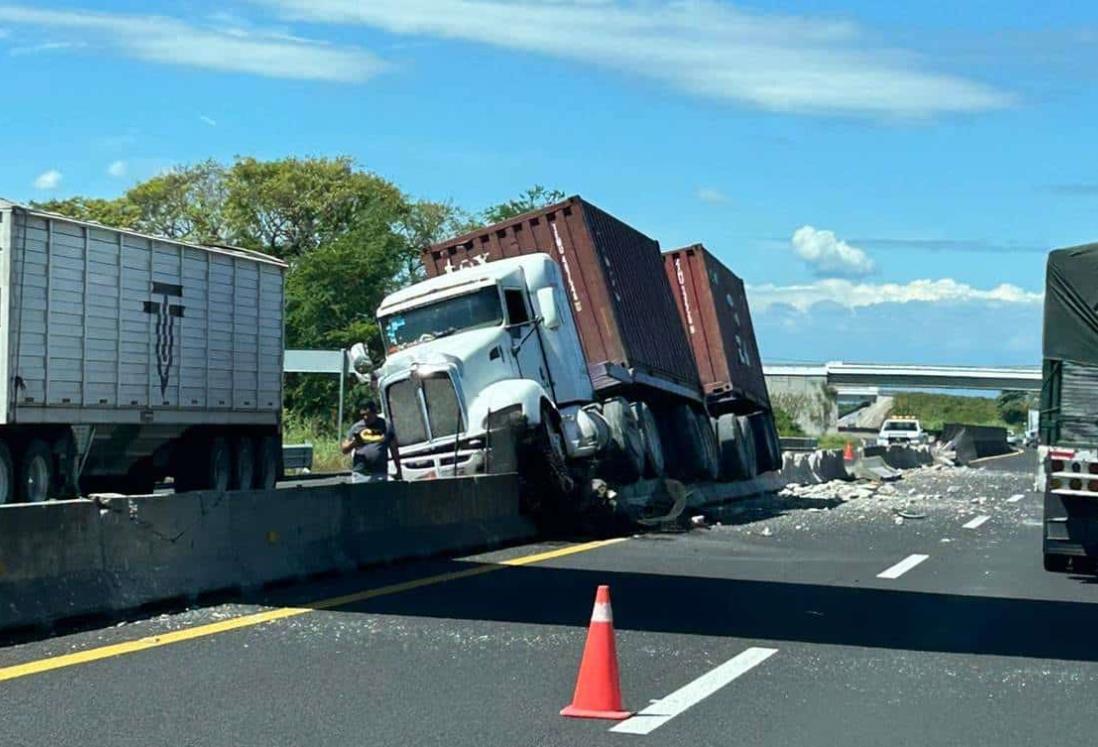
[763,362,1042,392]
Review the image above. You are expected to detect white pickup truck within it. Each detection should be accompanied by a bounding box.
[877,417,927,447]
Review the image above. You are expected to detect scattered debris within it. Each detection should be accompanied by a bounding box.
[893,509,928,520]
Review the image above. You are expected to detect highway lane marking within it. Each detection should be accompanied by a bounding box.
[0,537,628,684]
[610,647,778,736]
[1007,494,1025,503]
[963,515,991,530]
[968,450,1024,464]
[876,554,929,579]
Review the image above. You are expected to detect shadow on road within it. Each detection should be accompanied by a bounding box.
[277,556,1098,664]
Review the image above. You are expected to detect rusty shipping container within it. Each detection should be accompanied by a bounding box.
[663,244,770,414]
[423,196,703,402]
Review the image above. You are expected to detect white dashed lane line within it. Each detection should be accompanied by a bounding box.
[876,554,930,580]
[963,515,990,530]
[610,647,779,736]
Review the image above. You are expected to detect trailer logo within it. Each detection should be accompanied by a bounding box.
[142,282,184,397]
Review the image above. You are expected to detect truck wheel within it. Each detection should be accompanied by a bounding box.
[208,437,232,492]
[666,404,705,479]
[255,434,280,490]
[232,437,257,490]
[55,432,81,498]
[604,399,644,483]
[694,409,720,482]
[714,414,750,481]
[521,407,574,514]
[19,439,54,503]
[1043,553,1069,573]
[631,402,665,477]
[0,441,13,504]
[180,436,232,493]
[746,412,778,474]
[737,416,759,479]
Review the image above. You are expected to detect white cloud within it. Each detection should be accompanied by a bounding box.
[33,169,62,190]
[8,40,86,56]
[258,0,1012,117]
[106,160,127,178]
[199,115,217,127]
[0,5,387,82]
[791,225,876,278]
[746,278,1043,313]
[696,187,730,205]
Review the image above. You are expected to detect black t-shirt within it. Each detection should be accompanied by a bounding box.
[347,417,392,475]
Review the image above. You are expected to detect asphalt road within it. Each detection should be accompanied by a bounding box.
[5,449,1096,747]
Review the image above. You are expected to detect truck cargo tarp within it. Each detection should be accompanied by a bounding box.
[1044,243,1098,364]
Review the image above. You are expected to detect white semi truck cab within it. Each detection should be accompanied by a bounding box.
[374,255,609,483]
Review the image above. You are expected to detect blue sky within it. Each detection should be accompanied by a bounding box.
[3,1,1096,366]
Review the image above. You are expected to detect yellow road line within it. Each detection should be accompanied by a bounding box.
[0,537,627,683]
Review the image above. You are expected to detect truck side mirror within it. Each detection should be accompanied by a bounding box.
[537,287,561,330]
[348,342,375,383]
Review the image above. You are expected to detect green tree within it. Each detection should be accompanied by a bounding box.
[31,196,137,228]
[482,185,566,224]
[396,199,480,284]
[996,390,1033,428]
[224,156,406,261]
[283,206,408,421]
[124,160,229,243]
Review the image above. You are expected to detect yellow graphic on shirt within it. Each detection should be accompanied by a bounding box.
[356,428,386,444]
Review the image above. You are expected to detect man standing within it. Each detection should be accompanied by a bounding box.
[341,399,401,482]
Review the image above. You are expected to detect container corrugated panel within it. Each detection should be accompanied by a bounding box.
[423,196,702,399]
[663,244,770,412]
[4,204,285,423]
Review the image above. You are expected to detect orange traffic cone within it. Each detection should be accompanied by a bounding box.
[561,585,631,720]
[843,442,855,462]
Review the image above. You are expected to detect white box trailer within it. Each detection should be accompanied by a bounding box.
[0,200,286,502]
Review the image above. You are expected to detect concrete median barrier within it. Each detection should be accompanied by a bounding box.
[0,475,531,633]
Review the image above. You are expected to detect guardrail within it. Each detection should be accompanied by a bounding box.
[779,437,819,452]
[283,443,314,471]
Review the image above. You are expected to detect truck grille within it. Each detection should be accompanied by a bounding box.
[385,373,463,446]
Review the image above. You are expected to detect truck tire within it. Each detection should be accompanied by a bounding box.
[749,412,781,474]
[737,416,759,479]
[714,414,750,481]
[521,406,574,515]
[232,436,257,491]
[1043,553,1069,573]
[0,441,13,504]
[55,432,81,499]
[179,436,232,493]
[694,409,720,482]
[255,434,280,490]
[666,404,706,479]
[19,439,54,503]
[631,401,665,477]
[603,398,644,483]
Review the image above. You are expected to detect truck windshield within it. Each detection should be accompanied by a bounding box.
[884,421,917,431]
[380,286,503,352]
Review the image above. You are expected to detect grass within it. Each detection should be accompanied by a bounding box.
[282,413,348,473]
[890,392,1007,432]
[817,433,866,450]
